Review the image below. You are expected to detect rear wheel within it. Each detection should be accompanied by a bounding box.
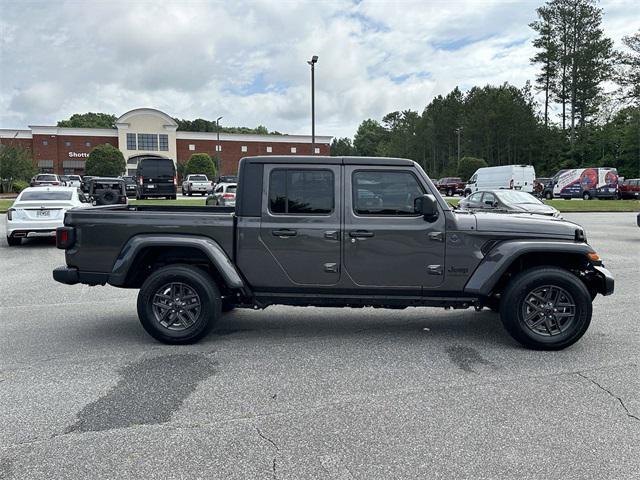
[583,191,591,200]
[446,188,454,197]
[500,267,592,350]
[545,191,552,200]
[137,264,221,344]
[6,236,21,246]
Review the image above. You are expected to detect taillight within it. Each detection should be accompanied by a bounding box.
[139,176,144,186]
[223,193,235,199]
[56,226,76,249]
[173,176,177,186]
[7,208,14,220]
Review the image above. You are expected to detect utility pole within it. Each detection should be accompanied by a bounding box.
[307,55,318,154]
[216,116,223,176]
[455,127,462,163]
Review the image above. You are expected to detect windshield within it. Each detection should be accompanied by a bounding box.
[20,191,73,201]
[69,175,81,181]
[495,191,542,205]
[37,175,57,181]
[190,175,208,181]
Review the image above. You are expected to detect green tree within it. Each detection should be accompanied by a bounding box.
[457,157,488,181]
[184,153,217,179]
[0,145,36,193]
[353,119,387,156]
[57,112,117,128]
[85,144,125,176]
[539,0,615,141]
[530,4,559,126]
[330,137,357,156]
[616,29,640,106]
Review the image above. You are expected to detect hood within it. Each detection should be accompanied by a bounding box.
[510,203,558,215]
[473,211,581,239]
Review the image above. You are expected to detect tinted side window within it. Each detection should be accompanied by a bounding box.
[269,169,334,215]
[483,192,496,205]
[353,170,424,216]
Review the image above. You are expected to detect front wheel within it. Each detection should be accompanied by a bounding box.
[500,267,592,350]
[446,188,453,197]
[583,191,591,200]
[137,264,221,344]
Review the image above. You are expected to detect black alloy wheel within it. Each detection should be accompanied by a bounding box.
[137,264,221,344]
[500,266,592,350]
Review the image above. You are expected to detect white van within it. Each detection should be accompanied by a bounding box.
[464,165,536,195]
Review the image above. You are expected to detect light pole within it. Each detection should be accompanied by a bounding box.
[216,116,223,175]
[307,55,318,154]
[455,127,462,163]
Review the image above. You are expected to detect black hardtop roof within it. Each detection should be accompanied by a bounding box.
[239,155,416,167]
[90,177,125,183]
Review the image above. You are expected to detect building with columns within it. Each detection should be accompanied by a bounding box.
[0,108,332,176]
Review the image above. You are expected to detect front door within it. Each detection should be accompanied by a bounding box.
[343,166,446,291]
[259,164,341,286]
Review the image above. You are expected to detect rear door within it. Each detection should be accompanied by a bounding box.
[343,166,446,290]
[258,164,341,286]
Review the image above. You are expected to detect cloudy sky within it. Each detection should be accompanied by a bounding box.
[0,0,636,138]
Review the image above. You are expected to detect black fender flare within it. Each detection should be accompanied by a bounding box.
[108,234,249,295]
[463,240,597,297]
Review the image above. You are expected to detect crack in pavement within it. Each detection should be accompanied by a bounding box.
[256,427,279,479]
[577,372,640,422]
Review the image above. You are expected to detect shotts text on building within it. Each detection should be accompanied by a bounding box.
[0,108,332,176]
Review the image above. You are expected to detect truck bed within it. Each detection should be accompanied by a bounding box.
[63,205,236,273]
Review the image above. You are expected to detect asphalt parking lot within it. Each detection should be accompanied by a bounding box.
[1,212,639,479]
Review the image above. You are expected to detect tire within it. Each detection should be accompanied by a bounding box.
[446,188,453,197]
[545,191,552,200]
[181,189,185,195]
[137,264,221,344]
[96,189,119,205]
[582,191,591,200]
[6,236,21,246]
[171,195,177,200]
[500,266,592,350]
[188,192,192,196]
[464,189,471,197]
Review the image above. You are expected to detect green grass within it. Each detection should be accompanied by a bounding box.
[446,198,640,212]
[0,199,13,213]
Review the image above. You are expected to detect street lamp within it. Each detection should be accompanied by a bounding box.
[216,116,223,175]
[307,55,318,154]
[455,127,462,163]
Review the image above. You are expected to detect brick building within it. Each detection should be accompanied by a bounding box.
[0,108,332,176]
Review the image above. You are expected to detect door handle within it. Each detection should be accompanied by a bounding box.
[349,230,374,238]
[272,229,297,237]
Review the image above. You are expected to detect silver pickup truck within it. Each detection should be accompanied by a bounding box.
[181,174,212,196]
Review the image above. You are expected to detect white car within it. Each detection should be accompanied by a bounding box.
[5,187,91,246]
[61,175,83,188]
[209,182,237,207]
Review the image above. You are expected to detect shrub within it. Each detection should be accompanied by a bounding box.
[184,153,217,179]
[85,144,126,177]
[457,156,488,181]
[0,145,36,193]
[12,180,29,193]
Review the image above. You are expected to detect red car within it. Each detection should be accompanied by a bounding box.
[436,177,465,196]
[619,179,640,199]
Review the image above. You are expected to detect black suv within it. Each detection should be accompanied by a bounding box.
[88,178,128,206]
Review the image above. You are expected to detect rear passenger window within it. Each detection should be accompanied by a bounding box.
[269,169,334,215]
[353,170,424,216]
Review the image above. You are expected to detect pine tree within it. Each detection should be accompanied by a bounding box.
[530,5,559,126]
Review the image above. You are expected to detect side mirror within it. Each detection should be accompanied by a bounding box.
[415,194,439,221]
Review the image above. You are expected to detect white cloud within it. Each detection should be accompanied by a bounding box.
[0,0,636,137]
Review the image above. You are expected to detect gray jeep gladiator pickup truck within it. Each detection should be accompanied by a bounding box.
[53,156,614,350]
